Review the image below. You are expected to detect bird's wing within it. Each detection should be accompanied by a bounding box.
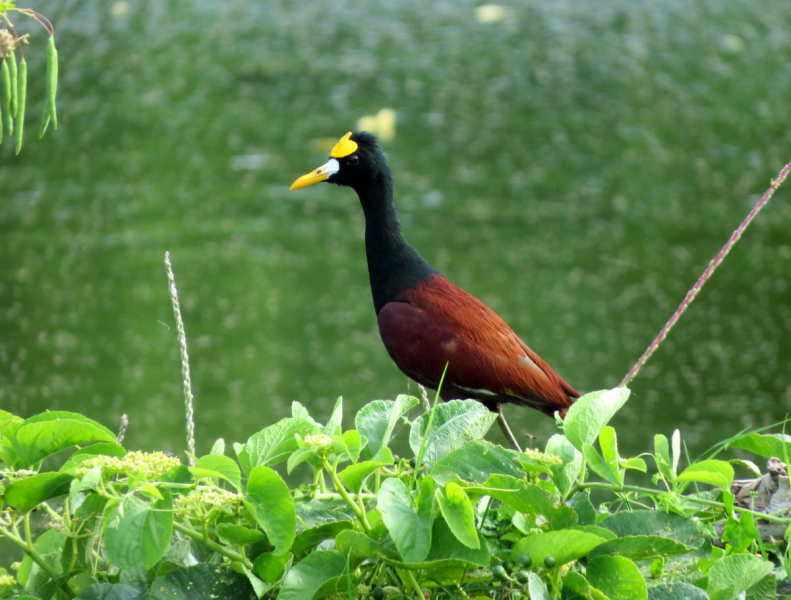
[377,279,575,411]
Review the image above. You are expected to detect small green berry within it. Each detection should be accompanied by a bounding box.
[408,457,416,468]
[516,570,529,584]
[492,565,507,580]
[503,559,515,573]
[517,554,532,568]
[372,588,385,600]
[544,555,556,568]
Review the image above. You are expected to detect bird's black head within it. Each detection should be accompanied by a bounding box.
[290,131,390,193]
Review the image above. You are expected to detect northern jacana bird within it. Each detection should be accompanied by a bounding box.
[291,132,579,450]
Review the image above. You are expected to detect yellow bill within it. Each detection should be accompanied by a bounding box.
[290,158,340,190]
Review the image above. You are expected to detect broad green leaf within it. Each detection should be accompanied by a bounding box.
[563,388,630,452]
[647,583,709,600]
[209,438,225,456]
[654,434,674,483]
[12,412,118,467]
[73,583,145,600]
[378,477,435,563]
[708,554,774,600]
[291,401,319,425]
[253,551,292,583]
[587,555,647,600]
[430,440,524,485]
[216,524,265,545]
[678,460,734,490]
[332,430,362,464]
[337,447,393,493]
[286,446,315,474]
[566,491,597,526]
[409,399,497,462]
[354,400,391,458]
[104,489,173,569]
[728,432,791,460]
[192,454,241,491]
[462,474,575,530]
[149,564,254,600]
[277,551,347,600]
[425,515,489,566]
[435,482,479,549]
[563,571,611,600]
[335,530,398,566]
[511,530,606,566]
[527,573,552,600]
[588,535,689,561]
[584,443,622,487]
[246,466,296,555]
[383,394,419,450]
[323,396,343,436]
[599,426,623,485]
[569,525,618,541]
[545,434,584,497]
[599,511,704,548]
[378,556,483,586]
[4,472,74,512]
[746,573,777,600]
[623,457,648,472]
[292,521,354,554]
[238,418,318,472]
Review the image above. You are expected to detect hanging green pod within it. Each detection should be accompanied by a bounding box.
[1,57,10,136]
[9,48,17,117]
[40,34,58,137]
[15,57,26,154]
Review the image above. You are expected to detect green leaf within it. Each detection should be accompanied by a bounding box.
[623,457,648,472]
[545,434,584,497]
[587,555,647,600]
[409,399,497,462]
[584,443,622,487]
[4,472,73,512]
[335,530,398,566]
[291,401,319,425]
[216,524,265,545]
[246,466,296,555]
[277,551,347,600]
[654,434,674,483]
[210,438,225,455]
[425,515,489,566]
[707,554,774,600]
[647,583,709,600]
[291,521,354,554]
[192,454,242,491]
[377,476,435,563]
[430,439,524,485]
[337,447,393,493]
[238,418,318,471]
[598,426,623,485]
[462,474,575,530]
[435,482,479,549]
[323,396,343,436]
[74,583,146,600]
[566,491,597,526]
[104,489,173,569]
[253,551,292,583]
[563,571,610,600]
[527,573,552,600]
[588,535,689,561]
[149,564,254,600]
[599,511,704,548]
[563,388,631,452]
[729,432,791,460]
[11,412,118,468]
[286,446,315,475]
[511,530,606,566]
[335,430,362,463]
[355,395,419,458]
[678,460,734,490]
[17,528,65,587]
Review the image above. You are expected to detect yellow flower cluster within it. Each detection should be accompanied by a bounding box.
[522,447,563,467]
[73,451,181,480]
[0,574,17,588]
[174,488,244,519]
[0,469,39,483]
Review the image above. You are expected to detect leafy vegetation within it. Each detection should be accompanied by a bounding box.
[1,388,790,600]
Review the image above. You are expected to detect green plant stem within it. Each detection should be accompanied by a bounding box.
[321,458,371,533]
[173,521,253,569]
[403,569,426,600]
[294,492,376,502]
[572,482,791,525]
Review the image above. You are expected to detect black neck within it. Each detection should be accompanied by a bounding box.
[355,172,438,314]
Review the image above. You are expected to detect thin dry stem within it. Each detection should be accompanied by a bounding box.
[620,159,791,388]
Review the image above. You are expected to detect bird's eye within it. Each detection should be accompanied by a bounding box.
[347,155,359,165]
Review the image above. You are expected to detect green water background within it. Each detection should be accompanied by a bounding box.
[2,0,790,464]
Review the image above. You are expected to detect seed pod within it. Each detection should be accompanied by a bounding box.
[14,57,26,154]
[40,34,58,137]
[1,58,9,137]
[9,48,17,117]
